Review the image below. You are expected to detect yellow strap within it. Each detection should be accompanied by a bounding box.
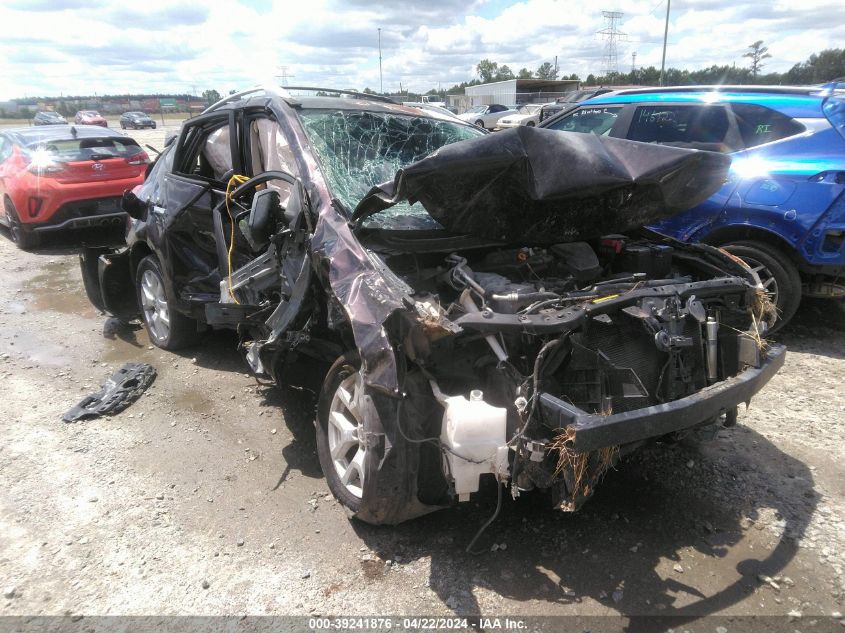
[225,174,250,305]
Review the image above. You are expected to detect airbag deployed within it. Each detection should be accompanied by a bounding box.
[353,126,731,244]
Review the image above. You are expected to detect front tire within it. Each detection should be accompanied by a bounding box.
[315,353,373,513]
[474,119,485,129]
[136,255,199,349]
[526,120,535,127]
[722,241,802,332]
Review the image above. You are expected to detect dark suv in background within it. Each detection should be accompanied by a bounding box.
[119,112,157,130]
[33,111,67,126]
[541,84,845,330]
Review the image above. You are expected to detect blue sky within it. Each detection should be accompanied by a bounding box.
[1,0,843,100]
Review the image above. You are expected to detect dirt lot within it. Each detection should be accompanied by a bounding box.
[0,222,844,625]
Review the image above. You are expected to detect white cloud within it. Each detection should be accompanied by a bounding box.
[0,0,842,100]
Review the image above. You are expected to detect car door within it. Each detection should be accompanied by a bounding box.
[619,102,744,241]
[152,109,241,310]
[723,101,845,263]
[236,107,313,342]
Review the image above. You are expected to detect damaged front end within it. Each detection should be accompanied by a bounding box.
[374,233,783,516]
[332,127,785,522]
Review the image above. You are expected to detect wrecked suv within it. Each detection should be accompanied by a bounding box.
[80,88,785,525]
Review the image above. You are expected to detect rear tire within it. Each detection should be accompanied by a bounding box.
[526,120,535,127]
[135,255,200,350]
[315,353,373,514]
[474,119,485,129]
[722,241,802,332]
[4,197,40,250]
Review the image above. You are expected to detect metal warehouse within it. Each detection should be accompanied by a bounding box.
[462,78,580,107]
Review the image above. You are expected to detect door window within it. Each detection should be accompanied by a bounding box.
[0,137,11,162]
[627,105,731,151]
[546,106,623,135]
[730,103,805,148]
[173,116,236,182]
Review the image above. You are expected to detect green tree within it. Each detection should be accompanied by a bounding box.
[517,67,534,79]
[786,48,845,83]
[202,89,221,105]
[536,62,559,80]
[476,59,499,83]
[743,40,772,79]
[496,65,515,81]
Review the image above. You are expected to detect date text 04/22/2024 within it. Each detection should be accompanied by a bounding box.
[307,617,527,630]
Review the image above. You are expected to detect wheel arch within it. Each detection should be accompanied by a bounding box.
[129,241,154,277]
[697,224,801,266]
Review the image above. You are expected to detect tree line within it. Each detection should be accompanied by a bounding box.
[421,45,845,97]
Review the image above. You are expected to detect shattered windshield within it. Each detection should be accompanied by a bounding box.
[299,109,483,229]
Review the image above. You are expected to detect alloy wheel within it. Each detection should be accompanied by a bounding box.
[140,269,171,341]
[327,372,366,499]
[740,254,779,305]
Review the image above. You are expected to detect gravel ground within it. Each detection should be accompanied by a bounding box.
[0,222,843,624]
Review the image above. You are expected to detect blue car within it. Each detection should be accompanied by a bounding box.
[540,84,845,330]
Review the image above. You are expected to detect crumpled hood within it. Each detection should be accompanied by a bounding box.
[353,126,731,244]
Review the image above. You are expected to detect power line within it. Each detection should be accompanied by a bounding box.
[597,10,627,78]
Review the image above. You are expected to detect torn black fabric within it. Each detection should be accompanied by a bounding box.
[353,126,732,244]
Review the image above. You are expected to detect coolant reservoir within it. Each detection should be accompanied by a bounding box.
[439,390,508,501]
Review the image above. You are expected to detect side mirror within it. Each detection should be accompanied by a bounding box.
[121,190,147,220]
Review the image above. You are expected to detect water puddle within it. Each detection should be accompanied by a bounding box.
[99,323,153,363]
[6,331,73,367]
[4,301,27,315]
[22,259,97,316]
[173,390,215,414]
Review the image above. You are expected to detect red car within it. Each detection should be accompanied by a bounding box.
[0,126,149,248]
[74,110,108,127]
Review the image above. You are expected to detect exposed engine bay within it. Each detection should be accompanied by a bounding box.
[229,214,778,517]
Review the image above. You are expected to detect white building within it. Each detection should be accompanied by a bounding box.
[457,79,580,112]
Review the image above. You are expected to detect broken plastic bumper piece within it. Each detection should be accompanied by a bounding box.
[539,344,786,452]
[62,362,157,423]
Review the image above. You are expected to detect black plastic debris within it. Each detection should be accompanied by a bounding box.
[62,362,156,423]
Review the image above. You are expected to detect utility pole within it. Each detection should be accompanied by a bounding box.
[659,0,671,86]
[275,66,295,87]
[597,11,626,83]
[378,28,383,95]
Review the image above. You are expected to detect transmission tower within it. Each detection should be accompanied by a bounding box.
[276,66,295,86]
[597,10,626,79]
